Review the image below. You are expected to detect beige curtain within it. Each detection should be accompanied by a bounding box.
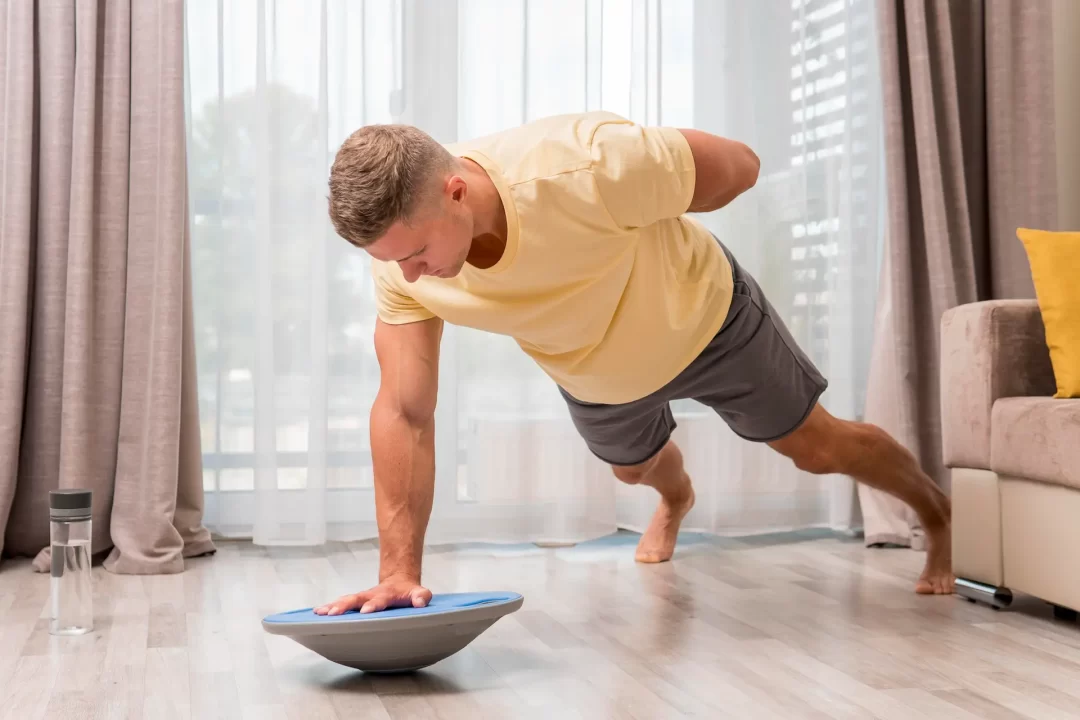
[0,0,214,573]
[861,0,1059,546]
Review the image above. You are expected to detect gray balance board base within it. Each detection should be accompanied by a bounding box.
[262,591,524,674]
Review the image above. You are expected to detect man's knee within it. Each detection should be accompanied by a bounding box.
[781,420,891,476]
[770,404,893,476]
[612,453,660,485]
[787,440,841,475]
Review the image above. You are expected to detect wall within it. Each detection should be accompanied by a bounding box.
[1055,0,1080,230]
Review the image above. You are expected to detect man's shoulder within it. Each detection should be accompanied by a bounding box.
[446,111,628,150]
[445,111,633,185]
[516,109,632,140]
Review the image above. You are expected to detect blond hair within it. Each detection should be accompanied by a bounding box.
[327,124,454,247]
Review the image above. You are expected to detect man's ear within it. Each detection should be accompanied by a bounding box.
[447,174,468,204]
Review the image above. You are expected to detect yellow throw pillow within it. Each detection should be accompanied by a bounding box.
[1017,227,1080,398]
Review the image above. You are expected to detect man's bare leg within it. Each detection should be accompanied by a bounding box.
[768,403,954,594]
[612,441,696,563]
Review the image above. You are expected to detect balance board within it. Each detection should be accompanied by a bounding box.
[262,591,524,673]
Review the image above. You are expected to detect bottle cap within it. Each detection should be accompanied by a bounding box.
[49,489,92,519]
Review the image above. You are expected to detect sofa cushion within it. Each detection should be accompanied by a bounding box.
[991,397,1080,490]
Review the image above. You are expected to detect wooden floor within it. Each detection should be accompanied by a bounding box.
[3,529,1080,719]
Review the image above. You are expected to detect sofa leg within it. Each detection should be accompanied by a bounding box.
[1053,605,1078,622]
[956,578,1013,610]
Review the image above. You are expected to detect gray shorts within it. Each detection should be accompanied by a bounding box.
[558,237,828,466]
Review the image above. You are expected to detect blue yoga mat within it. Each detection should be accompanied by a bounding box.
[263,591,522,625]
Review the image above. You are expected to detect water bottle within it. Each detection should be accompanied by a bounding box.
[49,489,93,635]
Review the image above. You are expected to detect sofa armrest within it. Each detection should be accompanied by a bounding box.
[940,299,1056,469]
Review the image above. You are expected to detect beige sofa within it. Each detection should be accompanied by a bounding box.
[941,299,1080,617]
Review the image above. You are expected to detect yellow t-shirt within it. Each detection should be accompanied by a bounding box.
[371,111,734,405]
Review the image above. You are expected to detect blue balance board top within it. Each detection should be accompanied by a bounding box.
[263,591,522,625]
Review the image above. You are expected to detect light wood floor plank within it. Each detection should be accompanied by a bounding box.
[0,655,61,720]
[930,688,1031,720]
[142,648,192,720]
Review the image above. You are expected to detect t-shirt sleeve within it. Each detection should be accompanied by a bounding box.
[589,118,697,229]
[370,261,436,325]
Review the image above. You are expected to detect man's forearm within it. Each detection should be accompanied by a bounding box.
[370,397,436,584]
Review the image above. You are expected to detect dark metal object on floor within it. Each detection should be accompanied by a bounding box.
[1053,605,1079,622]
[956,577,1013,609]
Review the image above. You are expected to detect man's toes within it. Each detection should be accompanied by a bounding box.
[919,575,955,594]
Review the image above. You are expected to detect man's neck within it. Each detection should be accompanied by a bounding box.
[462,159,508,268]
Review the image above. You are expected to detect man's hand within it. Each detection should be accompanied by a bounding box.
[314,575,433,616]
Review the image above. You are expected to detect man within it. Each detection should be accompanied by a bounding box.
[314,111,953,616]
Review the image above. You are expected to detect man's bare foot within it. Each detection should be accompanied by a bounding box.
[915,520,955,594]
[635,477,695,563]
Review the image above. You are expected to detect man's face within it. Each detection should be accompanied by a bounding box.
[365,185,473,283]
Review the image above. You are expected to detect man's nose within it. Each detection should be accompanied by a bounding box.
[402,262,424,282]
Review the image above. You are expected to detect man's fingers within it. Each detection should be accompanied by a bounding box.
[315,592,370,616]
[361,587,430,614]
[360,596,389,614]
[316,585,430,616]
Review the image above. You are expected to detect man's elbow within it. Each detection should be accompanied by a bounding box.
[680,129,761,212]
[718,144,759,207]
[703,144,759,211]
[739,143,760,192]
[374,390,437,430]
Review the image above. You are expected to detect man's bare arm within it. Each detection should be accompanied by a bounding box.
[677,128,760,213]
[371,316,442,584]
[315,316,442,615]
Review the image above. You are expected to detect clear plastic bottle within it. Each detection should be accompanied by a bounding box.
[49,489,93,635]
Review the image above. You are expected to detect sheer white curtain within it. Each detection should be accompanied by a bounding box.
[184,0,881,546]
